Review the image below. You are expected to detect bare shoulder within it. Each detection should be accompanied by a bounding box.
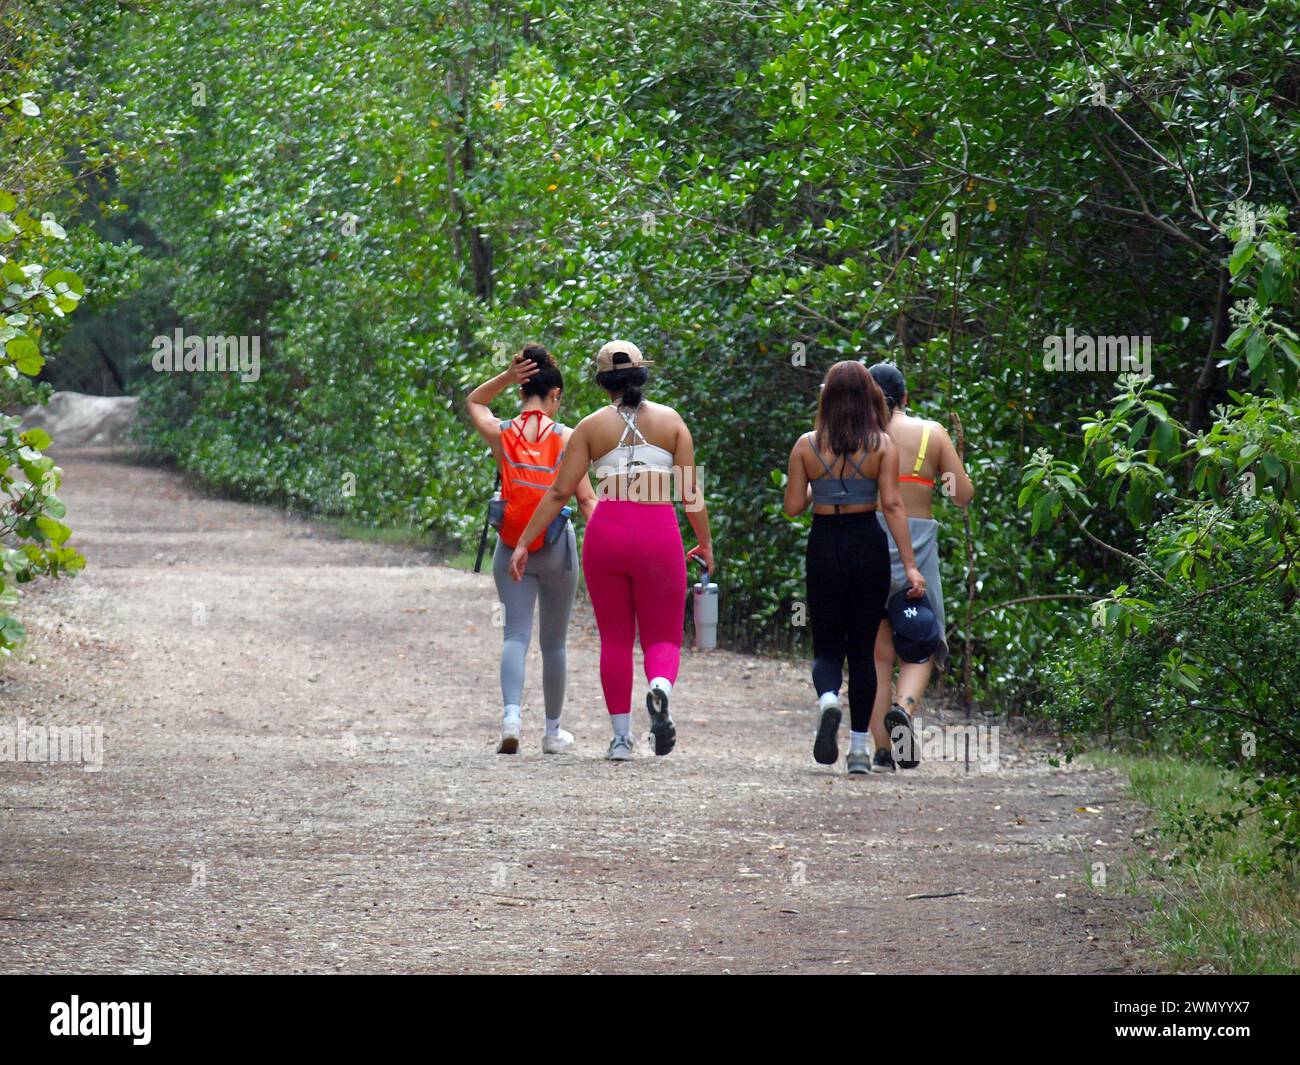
[577,407,612,429]
[643,399,682,423]
[926,419,954,446]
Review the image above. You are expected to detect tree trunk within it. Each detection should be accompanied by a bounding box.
[1189,268,1231,432]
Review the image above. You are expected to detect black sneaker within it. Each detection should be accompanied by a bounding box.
[884,703,919,769]
[813,702,841,765]
[871,747,896,773]
[646,687,676,756]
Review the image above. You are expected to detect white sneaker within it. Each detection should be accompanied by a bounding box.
[497,715,521,754]
[606,734,635,761]
[542,728,575,754]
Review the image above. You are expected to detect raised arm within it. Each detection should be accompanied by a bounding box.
[508,418,595,580]
[465,354,538,451]
[876,440,926,599]
[673,415,714,574]
[933,423,974,507]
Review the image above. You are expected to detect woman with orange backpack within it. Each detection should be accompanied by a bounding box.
[467,344,597,755]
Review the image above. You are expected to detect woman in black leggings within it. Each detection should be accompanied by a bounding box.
[783,361,925,775]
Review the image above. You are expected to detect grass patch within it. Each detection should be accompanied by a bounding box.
[321,518,501,574]
[1089,752,1300,974]
[321,518,448,554]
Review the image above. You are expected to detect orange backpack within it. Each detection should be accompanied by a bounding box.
[498,411,566,552]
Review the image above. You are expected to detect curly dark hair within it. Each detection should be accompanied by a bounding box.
[519,343,563,398]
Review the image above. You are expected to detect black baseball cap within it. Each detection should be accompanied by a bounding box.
[887,589,941,663]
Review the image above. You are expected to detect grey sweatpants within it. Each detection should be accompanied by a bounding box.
[877,514,949,669]
[491,522,578,719]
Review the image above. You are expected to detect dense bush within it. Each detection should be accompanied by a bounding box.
[1032,201,1300,864]
[0,4,122,654]
[64,1,1299,721]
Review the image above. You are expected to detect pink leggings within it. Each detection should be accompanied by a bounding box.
[581,500,686,715]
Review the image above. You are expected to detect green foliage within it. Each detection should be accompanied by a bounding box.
[1030,187,1300,863]
[1096,754,1300,973]
[0,195,88,653]
[79,1,1300,713]
[0,3,118,654]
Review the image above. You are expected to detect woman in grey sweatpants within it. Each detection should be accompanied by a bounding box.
[492,522,577,734]
[466,344,597,754]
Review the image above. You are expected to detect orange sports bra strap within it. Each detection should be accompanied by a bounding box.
[506,409,560,440]
[913,423,932,476]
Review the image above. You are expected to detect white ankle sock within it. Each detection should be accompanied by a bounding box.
[610,713,631,738]
[544,717,561,737]
[503,704,521,723]
[850,731,870,753]
[649,676,672,696]
[818,691,840,710]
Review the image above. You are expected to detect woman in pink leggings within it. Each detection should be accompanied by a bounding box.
[509,340,715,760]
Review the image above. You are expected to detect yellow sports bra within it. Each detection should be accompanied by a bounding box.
[898,423,934,488]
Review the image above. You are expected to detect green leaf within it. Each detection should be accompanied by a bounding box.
[34,516,71,545]
[19,427,51,450]
[1228,240,1255,277]
[4,335,43,375]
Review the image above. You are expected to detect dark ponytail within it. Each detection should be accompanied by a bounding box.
[519,343,564,398]
[868,362,906,411]
[595,365,649,408]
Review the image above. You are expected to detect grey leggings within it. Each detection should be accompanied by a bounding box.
[491,522,578,719]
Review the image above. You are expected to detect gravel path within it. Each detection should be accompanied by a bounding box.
[0,449,1150,973]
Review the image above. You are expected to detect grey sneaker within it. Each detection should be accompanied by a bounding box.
[606,734,635,761]
[846,749,872,775]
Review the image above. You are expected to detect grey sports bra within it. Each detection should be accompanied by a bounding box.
[806,433,879,507]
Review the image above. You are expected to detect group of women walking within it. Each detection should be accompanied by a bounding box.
[467,342,972,772]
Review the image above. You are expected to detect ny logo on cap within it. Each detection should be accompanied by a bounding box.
[904,607,919,618]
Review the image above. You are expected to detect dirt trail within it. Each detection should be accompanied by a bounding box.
[0,449,1150,973]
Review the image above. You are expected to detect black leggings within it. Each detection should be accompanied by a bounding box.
[805,512,890,732]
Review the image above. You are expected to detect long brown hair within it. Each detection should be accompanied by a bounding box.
[815,360,890,458]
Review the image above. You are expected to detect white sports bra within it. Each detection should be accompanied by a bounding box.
[591,404,674,478]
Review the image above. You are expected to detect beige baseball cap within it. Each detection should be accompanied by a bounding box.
[595,340,653,373]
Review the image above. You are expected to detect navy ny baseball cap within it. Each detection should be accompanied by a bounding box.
[887,589,941,663]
